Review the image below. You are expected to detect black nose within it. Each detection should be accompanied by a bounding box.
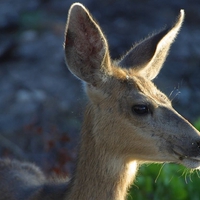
[188,141,200,157]
[196,141,200,149]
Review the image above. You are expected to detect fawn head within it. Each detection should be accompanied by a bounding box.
[64,3,200,169]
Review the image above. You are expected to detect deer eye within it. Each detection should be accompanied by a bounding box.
[132,105,150,115]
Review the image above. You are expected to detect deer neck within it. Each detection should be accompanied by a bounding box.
[67,104,138,200]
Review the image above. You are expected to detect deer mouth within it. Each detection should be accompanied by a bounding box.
[172,149,200,169]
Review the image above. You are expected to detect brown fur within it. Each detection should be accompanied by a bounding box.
[0,3,200,200]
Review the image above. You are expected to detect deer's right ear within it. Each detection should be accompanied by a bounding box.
[119,10,184,80]
[64,3,111,86]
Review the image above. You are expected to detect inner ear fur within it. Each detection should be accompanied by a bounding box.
[119,10,184,80]
[64,3,111,86]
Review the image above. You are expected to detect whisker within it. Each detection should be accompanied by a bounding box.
[184,171,188,184]
[169,87,176,99]
[155,163,166,183]
[195,170,200,178]
[181,168,189,184]
[169,87,181,102]
[189,171,193,182]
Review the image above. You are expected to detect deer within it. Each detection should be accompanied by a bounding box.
[0,2,200,200]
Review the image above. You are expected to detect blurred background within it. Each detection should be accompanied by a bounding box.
[0,0,200,199]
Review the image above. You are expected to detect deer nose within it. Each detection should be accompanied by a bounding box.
[188,141,200,157]
[194,141,200,149]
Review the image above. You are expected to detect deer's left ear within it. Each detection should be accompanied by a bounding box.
[119,10,184,80]
[64,3,111,86]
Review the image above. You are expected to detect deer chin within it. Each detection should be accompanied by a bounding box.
[184,158,200,169]
[180,157,200,169]
[172,150,200,169]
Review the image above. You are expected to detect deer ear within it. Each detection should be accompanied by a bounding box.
[64,3,111,86]
[119,10,185,80]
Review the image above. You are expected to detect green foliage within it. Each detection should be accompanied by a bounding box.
[194,118,200,131]
[128,120,200,200]
[128,164,200,200]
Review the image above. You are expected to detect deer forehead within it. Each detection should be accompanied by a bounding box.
[132,76,171,106]
[86,67,171,108]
